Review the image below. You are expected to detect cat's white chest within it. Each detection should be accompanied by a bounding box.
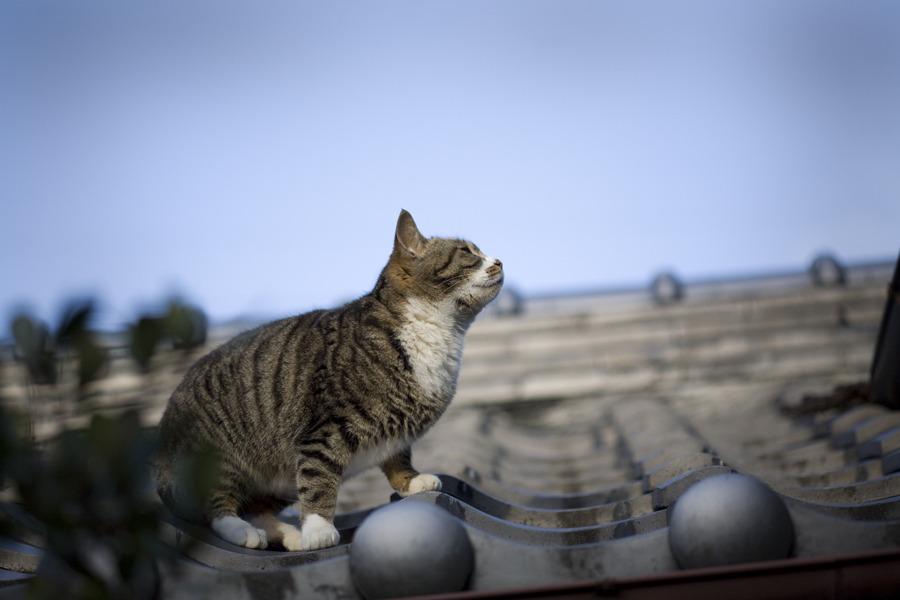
[395,297,466,400]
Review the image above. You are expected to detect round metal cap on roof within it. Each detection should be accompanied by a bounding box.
[809,254,846,287]
[668,473,794,569]
[350,500,474,599]
[650,271,684,304]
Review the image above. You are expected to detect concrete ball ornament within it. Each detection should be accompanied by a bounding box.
[350,500,474,599]
[668,473,794,569]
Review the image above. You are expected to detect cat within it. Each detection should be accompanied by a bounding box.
[154,210,503,551]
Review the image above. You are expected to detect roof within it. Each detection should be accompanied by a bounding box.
[2,260,900,598]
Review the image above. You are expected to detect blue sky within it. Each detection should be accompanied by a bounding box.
[2,1,899,332]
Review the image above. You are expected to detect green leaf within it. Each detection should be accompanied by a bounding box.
[166,301,207,351]
[10,314,57,385]
[127,317,166,371]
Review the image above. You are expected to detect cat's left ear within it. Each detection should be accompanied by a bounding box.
[395,210,427,258]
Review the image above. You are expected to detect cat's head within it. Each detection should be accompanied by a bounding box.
[386,210,503,318]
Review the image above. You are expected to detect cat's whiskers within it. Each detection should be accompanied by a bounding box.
[439,269,477,290]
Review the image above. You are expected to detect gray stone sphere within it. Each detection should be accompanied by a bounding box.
[668,473,794,569]
[350,500,474,599]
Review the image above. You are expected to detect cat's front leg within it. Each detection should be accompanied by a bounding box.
[295,450,343,551]
[211,515,268,549]
[381,447,442,497]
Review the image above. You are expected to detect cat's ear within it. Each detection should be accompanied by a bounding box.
[395,210,427,258]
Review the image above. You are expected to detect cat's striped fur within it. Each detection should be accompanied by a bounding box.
[154,210,503,551]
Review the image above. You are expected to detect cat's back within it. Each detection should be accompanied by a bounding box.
[158,309,328,435]
[160,297,404,422]
[178,309,328,387]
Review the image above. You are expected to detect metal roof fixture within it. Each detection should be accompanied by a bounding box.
[809,254,847,287]
[490,286,524,317]
[650,272,684,305]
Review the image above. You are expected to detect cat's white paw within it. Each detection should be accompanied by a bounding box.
[399,473,442,497]
[282,526,305,552]
[301,514,340,551]
[211,515,268,550]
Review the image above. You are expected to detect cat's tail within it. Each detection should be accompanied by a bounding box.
[153,423,212,525]
[154,460,210,525]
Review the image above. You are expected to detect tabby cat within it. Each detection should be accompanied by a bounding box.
[154,210,503,551]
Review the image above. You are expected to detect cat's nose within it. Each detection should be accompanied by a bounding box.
[494,259,503,269]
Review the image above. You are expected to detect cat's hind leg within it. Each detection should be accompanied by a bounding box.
[253,512,340,551]
[249,513,305,551]
[211,515,268,549]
